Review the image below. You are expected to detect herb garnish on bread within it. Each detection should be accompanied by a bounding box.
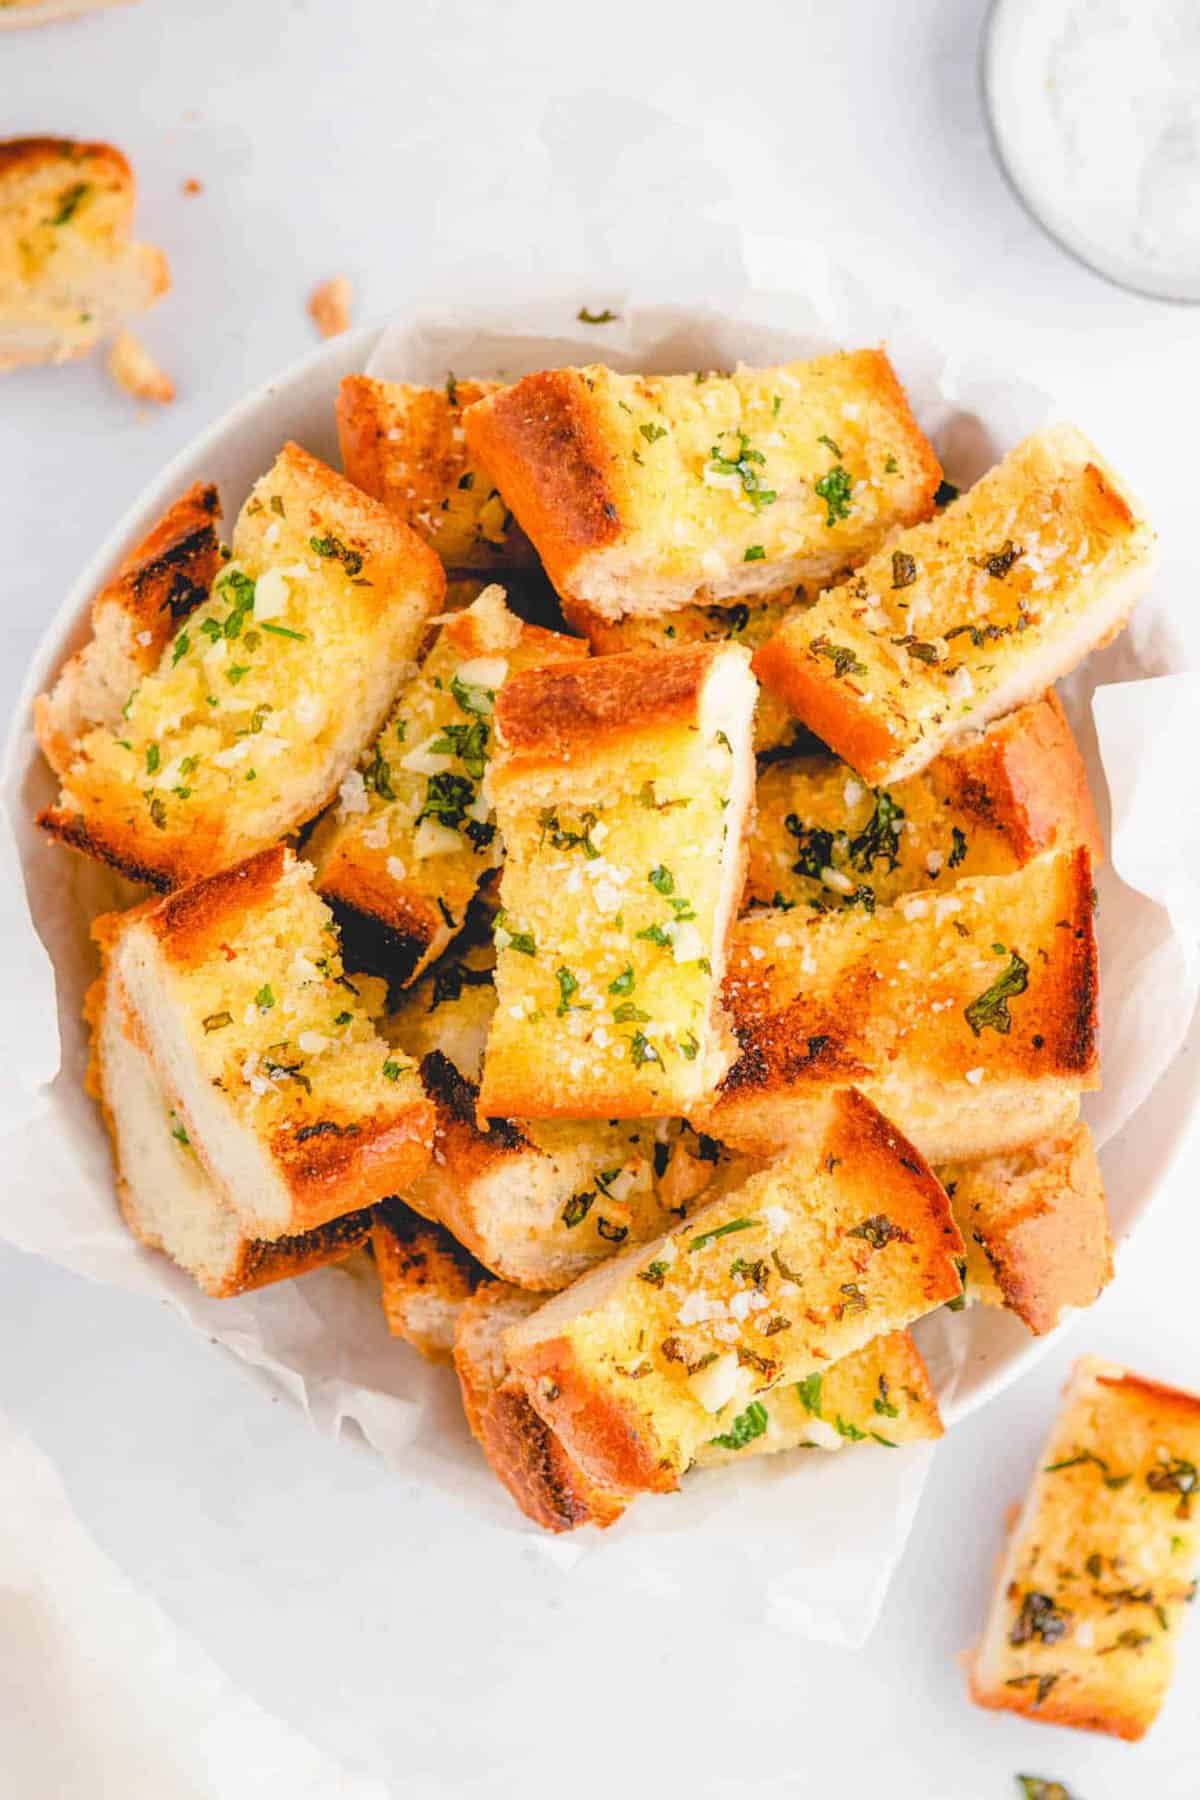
[754,425,1156,784]
[746,692,1101,913]
[86,966,373,1297]
[310,584,586,984]
[102,845,433,1239]
[504,1089,963,1495]
[0,136,167,368]
[463,351,941,619]
[970,1356,1200,1740]
[478,643,757,1120]
[703,847,1099,1163]
[39,442,443,889]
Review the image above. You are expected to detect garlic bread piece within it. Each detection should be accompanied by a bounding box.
[463,351,940,620]
[971,1356,1200,1741]
[755,425,1156,784]
[504,1089,963,1495]
[103,845,433,1239]
[704,846,1098,1163]
[370,1200,487,1360]
[457,1284,942,1531]
[39,442,443,889]
[695,1327,943,1468]
[746,692,1102,912]
[0,136,167,368]
[87,969,373,1297]
[562,585,812,755]
[36,482,222,777]
[942,1121,1111,1335]
[454,1283,630,1532]
[310,584,586,985]
[478,644,757,1120]
[338,373,535,569]
[382,942,694,1289]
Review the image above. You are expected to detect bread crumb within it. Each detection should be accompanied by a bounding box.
[182,178,204,196]
[108,331,174,404]
[308,276,353,340]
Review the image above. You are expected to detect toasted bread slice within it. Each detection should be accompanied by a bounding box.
[86,969,373,1297]
[370,1200,487,1360]
[970,1356,1200,1741]
[942,1121,1111,1335]
[102,845,433,1239]
[36,483,222,776]
[478,644,757,1120]
[504,1089,963,1494]
[456,1282,942,1530]
[309,584,586,985]
[381,943,722,1288]
[746,692,1102,911]
[39,443,443,889]
[561,586,812,755]
[694,1326,943,1467]
[0,137,167,368]
[754,425,1157,784]
[463,351,941,620]
[338,374,535,569]
[703,846,1098,1162]
[454,1284,629,1531]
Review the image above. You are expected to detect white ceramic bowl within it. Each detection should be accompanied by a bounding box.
[6,316,1198,1438]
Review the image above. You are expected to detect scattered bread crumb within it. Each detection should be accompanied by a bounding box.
[309,276,353,339]
[108,330,174,404]
[182,178,203,196]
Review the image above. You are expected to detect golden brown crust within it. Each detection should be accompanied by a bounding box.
[708,847,1099,1154]
[0,133,132,191]
[970,1356,1200,1740]
[945,1122,1112,1334]
[271,1109,433,1231]
[463,369,621,592]
[452,1285,629,1530]
[939,693,1104,866]
[493,643,719,772]
[145,842,289,965]
[35,481,222,775]
[751,632,903,775]
[514,1333,677,1495]
[370,1200,487,1358]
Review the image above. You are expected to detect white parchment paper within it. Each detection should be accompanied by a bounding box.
[0,1405,388,1799]
[1,269,1198,1649]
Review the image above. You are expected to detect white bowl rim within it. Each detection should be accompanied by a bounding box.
[6,316,1199,1434]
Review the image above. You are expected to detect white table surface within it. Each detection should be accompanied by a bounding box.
[3,2,1199,1795]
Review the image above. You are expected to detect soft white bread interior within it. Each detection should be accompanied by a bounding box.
[503,1089,963,1494]
[87,970,373,1297]
[38,442,445,889]
[754,425,1157,785]
[103,845,434,1240]
[970,1356,1200,1741]
[703,847,1099,1164]
[309,583,586,986]
[943,1120,1112,1335]
[462,351,942,619]
[36,482,222,776]
[0,136,167,367]
[479,643,758,1120]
